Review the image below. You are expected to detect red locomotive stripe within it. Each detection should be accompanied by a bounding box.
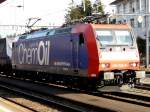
[72,24,99,78]
[85,24,99,78]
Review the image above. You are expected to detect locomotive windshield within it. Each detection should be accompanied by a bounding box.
[114,30,133,46]
[96,30,114,46]
[96,30,133,46]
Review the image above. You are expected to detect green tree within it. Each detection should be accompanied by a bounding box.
[65,1,83,24]
[81,0,92,16]
[93,0,104,15]
[65,0,103,24]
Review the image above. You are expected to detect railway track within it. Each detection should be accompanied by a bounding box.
[0,84,99,112]
[0,76,115,112]
[0,83,65,112]
[90,85,150,107]
[0,75,149,112]
[99,91,150,107]
[135,84,150,90]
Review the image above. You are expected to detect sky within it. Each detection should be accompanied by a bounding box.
[0,0,115,37]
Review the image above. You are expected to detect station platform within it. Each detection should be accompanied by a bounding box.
[140,77,150,84]
[0,97,31,112]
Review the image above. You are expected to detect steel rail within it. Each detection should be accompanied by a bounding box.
[0,76,115,112]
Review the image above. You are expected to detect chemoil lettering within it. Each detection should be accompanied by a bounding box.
[37,41,50,65]
[18,40,50,65]
[18,43,24,64]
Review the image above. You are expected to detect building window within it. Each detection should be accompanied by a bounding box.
[130,0,135,13]
[132,8,135,12]
[129,1,132,12]
[123,2,128,13]
[142,0,146,11]
[117,4,121,13]
[130,19,135,27]
[136,0,140,10]
[123,3,125,13]
[138,22,142,28]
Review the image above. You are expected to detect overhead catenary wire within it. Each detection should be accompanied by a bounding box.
[0,0,15,9]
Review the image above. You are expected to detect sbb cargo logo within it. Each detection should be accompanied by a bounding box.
[18,40,50,65]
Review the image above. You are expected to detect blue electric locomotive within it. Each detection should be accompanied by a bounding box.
[11,23,145,88]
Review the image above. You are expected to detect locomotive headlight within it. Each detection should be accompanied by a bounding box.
[129,62,139,67]
[101,63,110,68]
[101,64,105,68]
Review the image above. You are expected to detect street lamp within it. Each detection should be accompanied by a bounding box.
[145,0,149,68]
[17,0,24,10]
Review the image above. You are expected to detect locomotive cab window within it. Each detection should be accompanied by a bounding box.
[79,33,84,45]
